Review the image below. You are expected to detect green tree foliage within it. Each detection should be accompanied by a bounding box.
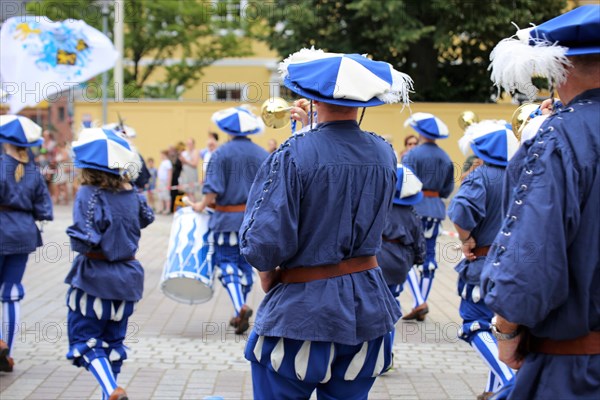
[27,0,253,98]
[259,0,567,102]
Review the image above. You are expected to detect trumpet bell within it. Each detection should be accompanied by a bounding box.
[511,103,540,142]
[458,111,479,131]
[261,97,293,129]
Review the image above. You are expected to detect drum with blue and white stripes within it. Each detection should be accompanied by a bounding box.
[160,207,214,304]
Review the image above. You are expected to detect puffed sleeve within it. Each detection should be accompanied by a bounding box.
[66,187,111,254]
[482,133,578,328]
[440,161,455,199]
[137,193,155,228]
[32,171,53,221]
[447,170,486,232]
[239,148,301,271]
[203,150,224,195]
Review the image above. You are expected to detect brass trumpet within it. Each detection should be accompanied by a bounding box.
[261,97,293,129]
[458,111,479,131]
[511,103,540,142]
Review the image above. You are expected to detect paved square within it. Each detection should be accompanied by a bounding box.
[0,205,490,399]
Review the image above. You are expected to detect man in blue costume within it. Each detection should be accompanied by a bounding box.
[482,5,600,399]
[448,120,518,399]
[239,48,413,399]
[402,112,455,320]
[193,106,268,335]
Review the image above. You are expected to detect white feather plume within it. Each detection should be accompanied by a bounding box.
[377,67,413,106]
[489,32,571,100]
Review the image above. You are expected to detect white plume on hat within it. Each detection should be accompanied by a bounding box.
[489,26,572,100]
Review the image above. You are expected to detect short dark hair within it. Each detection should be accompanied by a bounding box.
[209,132,219,142]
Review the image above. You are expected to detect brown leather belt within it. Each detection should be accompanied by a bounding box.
[280,256,378,284]
[529,331,600,355]
[472,246,490,257]
[0,205,16,211]
[85,252,136,262]
[422,190,439,198]
[382,236,401,243]
[214,204,246,212]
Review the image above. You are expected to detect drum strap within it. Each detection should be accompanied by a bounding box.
[280,256,378,284]
[214,204,246,212]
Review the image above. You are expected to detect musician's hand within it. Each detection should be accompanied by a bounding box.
[192,202,206,213]
[291,107,309,126]
[294,98,310,112]
[461,236,477,261]
[259,269,281,293]
[540,98,559,115]
[498,332,525,370]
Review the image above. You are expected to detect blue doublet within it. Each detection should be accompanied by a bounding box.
[240,120,401,345]
[65,185,155,302]
[203,136,268,316]
[449,165,505,286]
[65,184,154,376]
[203,137,269,233]
[377,204,425,285]
[0,154,53,254]
[482,89,600,399]
[448,165,506,340]
[402,142,454,220]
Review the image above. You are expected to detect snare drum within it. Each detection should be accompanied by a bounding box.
[160,207,214,304]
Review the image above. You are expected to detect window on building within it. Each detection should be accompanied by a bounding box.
[58,106,65,122]
[216,87,242,101]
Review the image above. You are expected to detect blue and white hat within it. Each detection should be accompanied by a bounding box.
[0,115,43,147]
[459,120,519,167]
[394,164,423,206]
[211,106,265,136]
[404,112,449,140]
[489,5,600,99]
[279,47,413,107]
[72,128,137,175]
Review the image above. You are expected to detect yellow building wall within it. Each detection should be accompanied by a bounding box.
[74,100,519,176]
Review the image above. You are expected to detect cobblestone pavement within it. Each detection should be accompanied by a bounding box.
[0,204,491,399]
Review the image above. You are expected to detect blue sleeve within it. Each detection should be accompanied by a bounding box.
[138,193,155,229]
[66,187,111,253]
[412,210,425,265]
[482,136,576,327]
[440,161,455,199]
[239,149,301,271]
[203,150,224,195]
[32,171,53,221]
[447,172,486,232]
